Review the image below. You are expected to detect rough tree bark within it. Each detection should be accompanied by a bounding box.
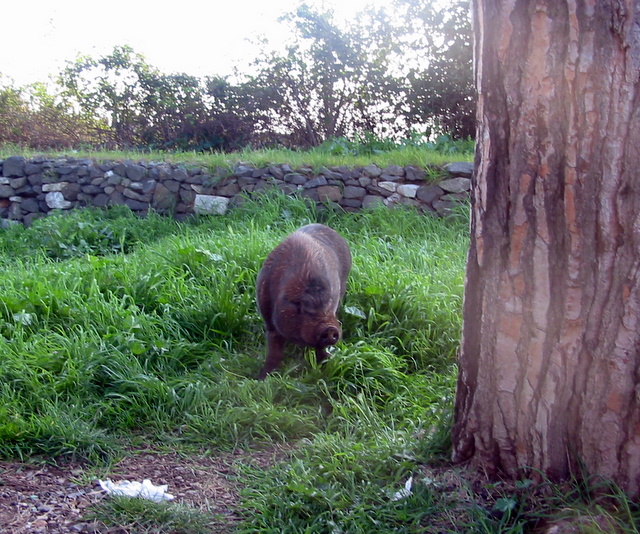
[452,0,640,496]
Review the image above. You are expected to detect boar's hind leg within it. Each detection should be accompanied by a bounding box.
[258,330,286,380]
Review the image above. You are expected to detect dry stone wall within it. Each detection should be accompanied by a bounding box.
[0,156,473,226]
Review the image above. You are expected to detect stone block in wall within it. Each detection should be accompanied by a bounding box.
[130,180,156,194]
[363,164,382,178]
[24,162,43,175]
[123,188,151,203]
[439,177,471,193]
[217,181,241,197]
[320,167,344,181]
[362,195,384,209]
[172,167,189,182]
[317,185,342,203]
[383,164,405,177]
[105,172,123,186]
[8,201,22,220]
[444,162,474,177]
[284,173,307,185]
[397,184,419,198]
[194,194,229,215]
[0,185,14,198]
[378,181,398,193]
[162,180,181,193]
[300,188,319,202]
[21,198,40,213]
[340,198,363,209]
[383,193,401,206]
[3,156,25,177]
[55,165,74,176]
[42,182,68,192]
[367,183,394,197]
[82,185,102,195]
[28,174,43,186]
[109,191,126,206]
[46,192,73,209]
[14,185,35,197]
[268,166,285,180]
[152,183,178,213]
[304,176,328,189]
[62,183,82,201]
[277,183,299,195]
[234,165,255,178]
[405,165,428,181]
[433,199,458,216]
[125,199,149,211]
[93,194,110,208]
[416,184,445,204]
[126,165,147,181]
[343,185,367,199]
[23,213,43,226]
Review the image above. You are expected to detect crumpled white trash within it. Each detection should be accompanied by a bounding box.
[98,478,175,502]
[391,476,413,501]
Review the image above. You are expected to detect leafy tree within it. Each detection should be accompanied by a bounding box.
[395,0,475,139]
[239,4,402,147]
[0,77,96,149]
[60,45,254,151]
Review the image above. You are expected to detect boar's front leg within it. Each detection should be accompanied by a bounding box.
[258,329,286,380]
[315,347,330,364]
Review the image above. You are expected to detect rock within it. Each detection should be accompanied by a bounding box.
[303,176,328,189]
[433,199,458,216]
[0,185,14,198]
[439,177,471,193]
[342,186,367,199]
[126,164,147,181]
[42,182,68,192]
[217,181,241,197]
[362,164,382,178]
[382,164,405,176]
[124,199,149,211]
[362,195,384,209]
[172,167,189,182]
[378,181,398,192]
[417,184,445,204]
[194,194,229,215]
[397,184,420,198]
[46,192,73,209]
[404,165,428,181]
[268,165,285,180]
[284,173,308,185]
[152,183,178,212]
[444,161,474,177]
[317,185,342,202]
[3,156,25,177]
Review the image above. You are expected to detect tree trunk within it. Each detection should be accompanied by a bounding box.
[452,0,640,497]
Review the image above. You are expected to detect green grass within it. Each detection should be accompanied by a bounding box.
[0,189,636,533]
[0,135,473,171]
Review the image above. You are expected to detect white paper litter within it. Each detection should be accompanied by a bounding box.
[98,478,175,502]
[391,476,413,501]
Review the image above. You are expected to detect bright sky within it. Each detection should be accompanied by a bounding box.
[2,0,385,87]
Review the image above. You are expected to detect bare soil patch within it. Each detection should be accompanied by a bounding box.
[0,445,290,533]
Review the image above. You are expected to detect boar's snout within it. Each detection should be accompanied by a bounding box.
[318,325,341,347]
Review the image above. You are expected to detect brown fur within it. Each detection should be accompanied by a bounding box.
[256,224,351,379]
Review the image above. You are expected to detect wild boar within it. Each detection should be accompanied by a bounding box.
[256,223,351,379]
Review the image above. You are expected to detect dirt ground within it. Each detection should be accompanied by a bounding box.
[0,446,290,533]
